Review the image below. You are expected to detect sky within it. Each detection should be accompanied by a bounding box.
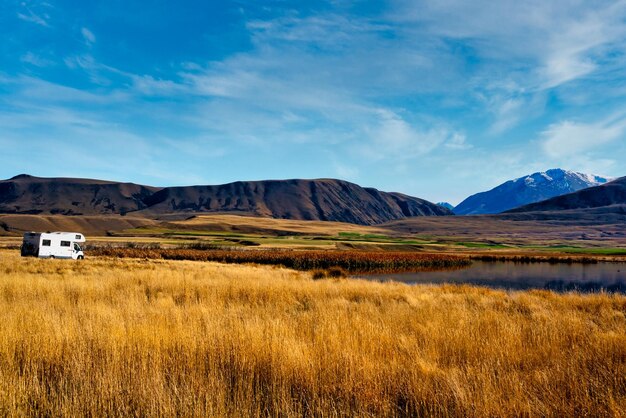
[1,0,626,204]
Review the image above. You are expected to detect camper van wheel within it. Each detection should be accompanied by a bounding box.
[49,255,55,259]
[78,255,84,260]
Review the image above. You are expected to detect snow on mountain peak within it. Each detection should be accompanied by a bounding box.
[515,169,609,188]
[454,168,616,215]
[539,172,553,181]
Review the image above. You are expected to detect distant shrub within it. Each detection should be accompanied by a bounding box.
[311,270,327,280]
[124,242,161,250]
[180,242,229,251]
[326,266,347,278]
[310,267,347,280]
[90,248,472,274]
[238,240,260,247]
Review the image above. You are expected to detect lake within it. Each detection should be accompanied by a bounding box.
[358,261,626,292]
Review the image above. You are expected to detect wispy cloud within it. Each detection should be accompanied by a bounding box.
[385,0,626,136]
[17,10,50,27]
[16,1,52,27]
[20,52,54,67]
[1,75,129,105]
[538,4,625,89]
[0,75,219,185]
[445,133,471,150]
[163,12,467,161]
[332,163,359,181]
[81,27,96,45]
[391,0,626,89]
[361,109,461,160]
[3,0,626,200]
[541,113,626,157]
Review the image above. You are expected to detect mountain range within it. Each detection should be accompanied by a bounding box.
[507,176,626,214]
[454,169,612,215]
[2,170,625,228]
[0,175,450,225]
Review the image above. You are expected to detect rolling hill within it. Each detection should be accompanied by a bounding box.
[454,169,612,215]
[0,175,450,225]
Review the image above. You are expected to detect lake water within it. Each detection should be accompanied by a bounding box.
[358,261,626,293]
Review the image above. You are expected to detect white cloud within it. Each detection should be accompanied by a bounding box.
[480,91,547,134]
[64,54,96,70]
[541,114,626,157]
[3,75,129,105]
[362,110,462,160]
[17,10,49,27]
[157,13,469,158]
[372,110,442,153]
[332,163,359,180]
[389,0,626,138]
[445,133,471,150]
[6,1,626,191]
[131,75,185,96]
[391,0,626,89]
[246,14,391,50]
[537,5,624,89]
[81,27,96,45]
[63,54,128,86]
[20,52,53,67]
[485,95,526,134]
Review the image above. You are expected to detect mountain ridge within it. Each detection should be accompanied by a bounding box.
[506,176,626,214]
[454,169,612,215]
[0,175,450,225]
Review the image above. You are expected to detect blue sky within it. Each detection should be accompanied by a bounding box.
[2,0,626,204]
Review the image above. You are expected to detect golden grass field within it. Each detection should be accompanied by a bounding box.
[0,251,625,417]
[163,214,388,236]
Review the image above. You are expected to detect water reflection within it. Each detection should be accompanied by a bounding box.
[359,261,626,293]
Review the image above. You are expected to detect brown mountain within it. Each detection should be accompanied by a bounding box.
[140,179,450,224]
[0,175,158,215]
[0,175,450,225]
[506,176,626,214]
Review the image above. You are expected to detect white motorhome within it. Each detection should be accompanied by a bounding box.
[21,232,86,260]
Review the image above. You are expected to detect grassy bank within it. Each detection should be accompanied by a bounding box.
[469,253,625,264]
[0,252,624,416]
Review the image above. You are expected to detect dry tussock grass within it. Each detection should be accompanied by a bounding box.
[0,251,624,417]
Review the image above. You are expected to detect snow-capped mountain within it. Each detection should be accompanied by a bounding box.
[454,169,613,215]
[507,176,626,214]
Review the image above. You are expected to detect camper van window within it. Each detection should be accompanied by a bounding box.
[74,243,81,251]
[75,235,82,240]
[42,240,51,246]
[60,241,71,247]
